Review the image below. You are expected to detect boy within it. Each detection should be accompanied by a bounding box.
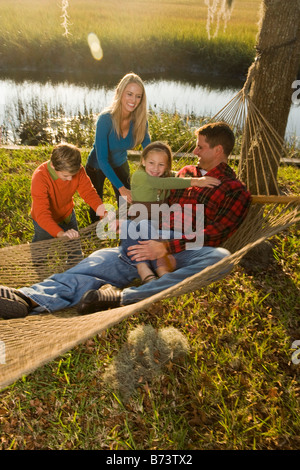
[31,143,106,241]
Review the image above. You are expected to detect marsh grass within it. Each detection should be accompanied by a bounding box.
[0,0,260,76]
[0,141,299,450]
[2,96,200,149]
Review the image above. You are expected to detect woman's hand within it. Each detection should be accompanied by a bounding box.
[96,204,108,219]
[119,186,132,204]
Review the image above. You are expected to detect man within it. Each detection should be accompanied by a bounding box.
[0,122,251,319]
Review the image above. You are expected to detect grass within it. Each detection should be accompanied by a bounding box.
[0,138,299,450]
[0,0,261,77]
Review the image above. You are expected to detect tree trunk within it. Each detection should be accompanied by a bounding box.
[239,0,300,194]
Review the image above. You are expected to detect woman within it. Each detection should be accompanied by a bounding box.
[86,72,151,221]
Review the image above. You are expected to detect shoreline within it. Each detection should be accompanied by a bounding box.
[0,62,248,85]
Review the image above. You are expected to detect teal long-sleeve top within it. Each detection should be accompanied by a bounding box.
[131,168,193,202]
[86,112,151,189]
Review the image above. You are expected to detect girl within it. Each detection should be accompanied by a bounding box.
[86,73,151,222]
[120,141,221,283]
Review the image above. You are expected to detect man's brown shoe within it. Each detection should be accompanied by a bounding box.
[77,284,121,315]
[0,286,31,319]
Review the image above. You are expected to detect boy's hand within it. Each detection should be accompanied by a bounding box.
[57,229,80,239]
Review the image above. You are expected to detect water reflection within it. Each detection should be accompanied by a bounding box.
[145,79,238,116]
[0,74,299,142]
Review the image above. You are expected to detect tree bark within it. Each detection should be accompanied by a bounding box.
[239,0,300,194]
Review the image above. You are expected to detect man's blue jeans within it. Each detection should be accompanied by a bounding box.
[20,245,231,313]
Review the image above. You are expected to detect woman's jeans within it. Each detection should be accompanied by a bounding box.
[20,245,231,312]
[86,161,131,222]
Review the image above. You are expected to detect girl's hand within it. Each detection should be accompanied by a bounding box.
[119,186,132,204]
[191,177,221,188]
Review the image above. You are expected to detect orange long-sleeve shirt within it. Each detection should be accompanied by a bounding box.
[31,161,103,237]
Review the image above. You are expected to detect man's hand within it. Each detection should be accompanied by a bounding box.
[127,240,168,262]
[57,229,79,239]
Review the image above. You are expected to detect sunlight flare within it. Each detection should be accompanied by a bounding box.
[87,33,103,61]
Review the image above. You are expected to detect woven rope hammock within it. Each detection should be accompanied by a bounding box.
[0,87,299,390]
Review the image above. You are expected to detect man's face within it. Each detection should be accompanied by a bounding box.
[193,134,219,171]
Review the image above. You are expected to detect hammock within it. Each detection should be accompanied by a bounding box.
[0,88,300,391]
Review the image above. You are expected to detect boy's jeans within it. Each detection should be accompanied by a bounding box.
[31,210,83,263]
[32,210,79,242]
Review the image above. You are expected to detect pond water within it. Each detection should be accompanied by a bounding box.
[0,73,299,143]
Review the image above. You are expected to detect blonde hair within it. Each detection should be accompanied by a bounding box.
[106,72,148,147]
[51,143,81,174]
[141,141,173,177]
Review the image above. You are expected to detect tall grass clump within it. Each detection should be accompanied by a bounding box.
[0,0,260,77]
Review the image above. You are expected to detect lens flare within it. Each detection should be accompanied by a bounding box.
[88,33,103,61]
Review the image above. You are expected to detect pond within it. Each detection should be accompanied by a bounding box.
[0,72,299,144]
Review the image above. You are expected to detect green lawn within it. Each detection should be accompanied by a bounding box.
[0,142,299,450]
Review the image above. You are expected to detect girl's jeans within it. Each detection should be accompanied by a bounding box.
[119,219,183,269]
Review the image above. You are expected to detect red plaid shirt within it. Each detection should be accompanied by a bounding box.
[163,163,251,253]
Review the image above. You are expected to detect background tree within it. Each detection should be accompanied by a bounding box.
[239,0,300,194]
